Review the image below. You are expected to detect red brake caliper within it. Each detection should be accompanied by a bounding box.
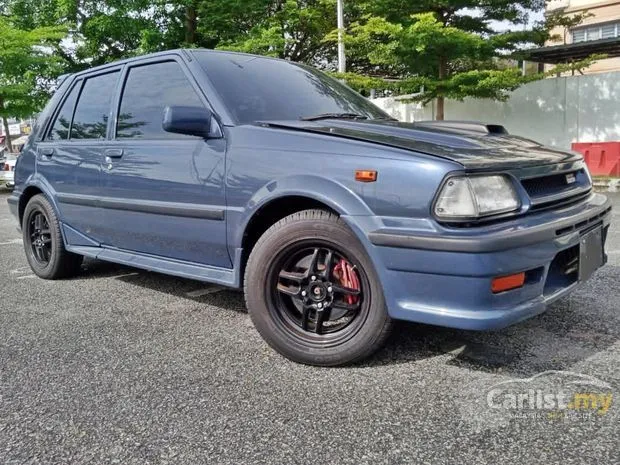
[333,259,360,305]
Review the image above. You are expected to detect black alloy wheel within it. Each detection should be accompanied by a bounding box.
[22,194,83,279]
[27,210,52,265]
[244,209,393,366]
[269,244,367,343]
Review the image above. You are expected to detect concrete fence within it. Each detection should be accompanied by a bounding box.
[371,71,620,150]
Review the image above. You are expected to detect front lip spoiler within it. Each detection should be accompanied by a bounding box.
[369,196,612,253]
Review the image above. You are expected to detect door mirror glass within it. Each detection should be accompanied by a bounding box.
[162,105,213,138]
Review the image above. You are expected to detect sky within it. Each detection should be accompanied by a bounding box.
[490,8,546,32]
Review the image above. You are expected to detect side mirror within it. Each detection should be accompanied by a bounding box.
[162,105,214,138]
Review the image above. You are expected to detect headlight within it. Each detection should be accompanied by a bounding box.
[434,175,520,220]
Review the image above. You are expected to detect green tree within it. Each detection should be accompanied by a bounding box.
[2,0,576,124]
[332,0,548,119]
[4,0,164,70]
[217,0,339,64]
[0,16,67,150]
[2,0,275,69]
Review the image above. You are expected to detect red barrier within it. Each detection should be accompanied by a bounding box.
[572,142,620,177]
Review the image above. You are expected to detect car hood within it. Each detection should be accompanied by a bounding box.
[260,119,581,170]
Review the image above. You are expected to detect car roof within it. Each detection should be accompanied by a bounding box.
[68,49,288,80]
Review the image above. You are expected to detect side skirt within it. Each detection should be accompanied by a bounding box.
[67,244,240,288]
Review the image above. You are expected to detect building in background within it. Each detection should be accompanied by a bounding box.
[1,118,33,152]
[541,0,620,74]
[0,119,22,138]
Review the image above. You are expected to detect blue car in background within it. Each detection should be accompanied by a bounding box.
[7,50,612,366]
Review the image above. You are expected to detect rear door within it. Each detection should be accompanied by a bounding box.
[99,57,230,268]
[37,70,121,243]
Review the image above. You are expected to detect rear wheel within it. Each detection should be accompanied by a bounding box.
[244,209,393,366]
[22,194,83,279]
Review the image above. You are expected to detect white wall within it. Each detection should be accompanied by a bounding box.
[372,71,620,149]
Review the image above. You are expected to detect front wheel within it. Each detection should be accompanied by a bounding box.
[244,209,393,366]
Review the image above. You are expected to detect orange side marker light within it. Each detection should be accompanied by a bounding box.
[492,272,525,294]
[355,170,378,182]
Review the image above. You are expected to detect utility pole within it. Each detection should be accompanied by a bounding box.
[337,0,346,73]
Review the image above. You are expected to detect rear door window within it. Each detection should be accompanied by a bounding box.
[47,82,81,141]
[71,71,120,140]
[116,61,204,139]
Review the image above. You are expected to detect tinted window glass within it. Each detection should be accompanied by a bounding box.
[71,71,119,140]
[117,61,204,139]
[47,82,81,141]
[195,52,389,124]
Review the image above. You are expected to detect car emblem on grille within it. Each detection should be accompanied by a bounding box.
[565,173,576,184]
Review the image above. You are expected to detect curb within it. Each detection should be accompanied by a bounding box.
[593,178,620,193]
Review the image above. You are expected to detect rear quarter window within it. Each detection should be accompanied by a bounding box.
[47,81,81,141]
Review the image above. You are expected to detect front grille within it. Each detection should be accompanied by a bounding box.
[522,170,582,197]
[521,169,591,211]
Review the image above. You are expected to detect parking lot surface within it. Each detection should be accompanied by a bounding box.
[0,190,618,465]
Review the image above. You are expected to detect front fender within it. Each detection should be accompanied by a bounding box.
[230,174,375,250]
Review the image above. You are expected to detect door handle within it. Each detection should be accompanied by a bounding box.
[104,149,124,159]
[39,147,55,157]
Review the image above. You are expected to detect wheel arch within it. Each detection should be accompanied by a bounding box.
[236,175,375,283]
[17,178,64,227]
[19,185,46,226]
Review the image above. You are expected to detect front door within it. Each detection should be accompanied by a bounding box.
[99,58,230,268]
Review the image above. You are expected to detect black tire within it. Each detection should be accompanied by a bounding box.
[22,194,83,279]
[244,209,393,366]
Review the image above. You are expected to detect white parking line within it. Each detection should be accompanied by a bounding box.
[107,272,140,279]
[10,266,31,274]
[0,238,22,246]
[16,274,37,280]
[186,286,225,297]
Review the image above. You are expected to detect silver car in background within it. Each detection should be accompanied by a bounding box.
[1,154,17,189]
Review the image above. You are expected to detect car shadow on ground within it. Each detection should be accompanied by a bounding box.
[75,258,620,375]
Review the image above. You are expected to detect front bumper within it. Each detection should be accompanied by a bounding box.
[362,193,612,330]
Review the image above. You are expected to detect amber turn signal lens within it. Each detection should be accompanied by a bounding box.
[491,272,525,294]
[355,170,377,182]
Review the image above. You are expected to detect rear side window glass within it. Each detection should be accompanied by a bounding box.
[116,61,204,139]
[71,71,119,140]
[47,82,81,141]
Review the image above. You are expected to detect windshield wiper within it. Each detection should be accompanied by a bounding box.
[300,112,369,121]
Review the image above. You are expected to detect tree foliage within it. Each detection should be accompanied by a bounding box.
[330,0,550,118]
[0,15,67,149]
[216,0,338,63]
[0,0,599,122]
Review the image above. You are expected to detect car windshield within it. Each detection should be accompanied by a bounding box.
[195,51,390,125]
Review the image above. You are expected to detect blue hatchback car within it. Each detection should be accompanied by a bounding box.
[8,49,612,366]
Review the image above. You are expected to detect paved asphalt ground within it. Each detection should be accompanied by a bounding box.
[0,190,618,465]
